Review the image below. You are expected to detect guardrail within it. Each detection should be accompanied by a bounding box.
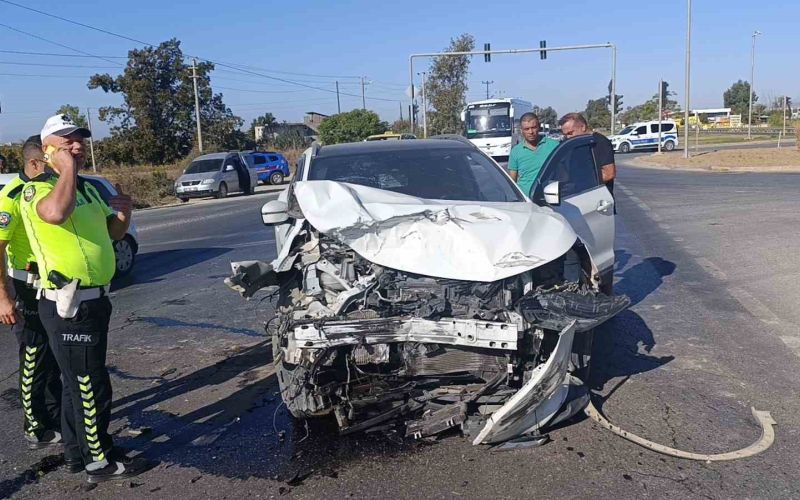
[693,127,791,135]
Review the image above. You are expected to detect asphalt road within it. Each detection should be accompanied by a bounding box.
[1,167,800,499]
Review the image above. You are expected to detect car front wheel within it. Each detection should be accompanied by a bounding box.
[113,236,136,277]
[216,182,228,199]
[619,142,631,153]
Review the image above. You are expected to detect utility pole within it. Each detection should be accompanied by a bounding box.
[783,95,788,135]
[399,102,404,121]
[361,76,367,110]
[748,30,762,140]
[418,72,428,138]
[336,81,341,113]
[481,80,494,99]
[86,107,97,172]
[191,58,204,152]
[657,80,663,154]
[684,0,692,158]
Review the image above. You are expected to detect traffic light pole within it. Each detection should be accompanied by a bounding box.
[408,43,618,134]
[657,79,663,154]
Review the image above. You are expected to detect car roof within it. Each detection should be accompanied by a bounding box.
[193,152,229,161]
[316,138,471,158]
[0,173,19,185]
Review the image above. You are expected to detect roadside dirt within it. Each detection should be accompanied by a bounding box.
[630,147,800,173]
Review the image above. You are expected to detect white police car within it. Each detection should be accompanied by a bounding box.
[610,120,679,153]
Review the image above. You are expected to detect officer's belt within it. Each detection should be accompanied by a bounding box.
[42,286,109,303]
[8,268,30,282]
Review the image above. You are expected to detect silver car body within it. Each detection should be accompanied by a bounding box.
[175,152,257,199]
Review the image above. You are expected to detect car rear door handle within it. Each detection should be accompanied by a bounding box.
[596,200,613,214]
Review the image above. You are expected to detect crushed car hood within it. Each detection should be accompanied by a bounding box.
[293,181,578,282]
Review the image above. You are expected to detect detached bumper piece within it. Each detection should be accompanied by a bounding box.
[517,289,631,332]
[224,261,279,299]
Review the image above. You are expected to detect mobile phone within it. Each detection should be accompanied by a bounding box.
[43,145,57,166]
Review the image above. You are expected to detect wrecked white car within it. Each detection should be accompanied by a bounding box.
[226,136,629,447]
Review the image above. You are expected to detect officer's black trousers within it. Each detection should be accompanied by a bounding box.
[11,279,61,438]
[39,296,114,468]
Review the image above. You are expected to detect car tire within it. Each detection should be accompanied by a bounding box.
[179,197,189,203]
[663,140,676,151]
[269,172,284,185]
[216,182,228,199]
[619,142,631,153]
[113,236,136,278]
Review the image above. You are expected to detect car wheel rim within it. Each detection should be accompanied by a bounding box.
[114,240,133,271]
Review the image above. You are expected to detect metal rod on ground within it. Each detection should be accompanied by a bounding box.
[86,107,96,172]
[191,58,203,152]
[658,79,663,154]
[684,0,692,158]
[336,81,341,113]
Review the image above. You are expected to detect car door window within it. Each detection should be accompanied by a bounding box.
[252,155,266,165]
[663,124,675,132]
[534,143,599,200]
[268,155,279,163]
[635,126,647,135]
[650,124,660,134]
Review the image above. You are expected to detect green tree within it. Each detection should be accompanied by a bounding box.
[723,80,756,117]
[390,118,412,134]
[318,109,387,144]
[0,143,23,173]
[425,34,475,136]
[55,104,89,129]
[272,129,311,150]
[532,106,558,128]
[88,39,243,165]
[584,98,611,130]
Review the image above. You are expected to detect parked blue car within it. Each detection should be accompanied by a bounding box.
[243,151,290,185]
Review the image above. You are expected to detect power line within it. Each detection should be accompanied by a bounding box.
[0,60,119,68]
[0,49,126,58]
[0,5,401,102]
[0,23,123,66]
[0,72,91,78]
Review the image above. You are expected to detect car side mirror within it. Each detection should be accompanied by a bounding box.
[225,165,235,172]
[261,200,289,225]
[543,181,561,206]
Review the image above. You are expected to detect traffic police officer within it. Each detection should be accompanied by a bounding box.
[20,114,151,483]
[0,135,62,448]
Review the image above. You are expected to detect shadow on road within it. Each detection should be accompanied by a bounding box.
[614,251,676,307]
[588,251,677,398]
[112,341,422,485]
[112,247,232,291]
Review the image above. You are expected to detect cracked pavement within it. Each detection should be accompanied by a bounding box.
[1,167,800,498]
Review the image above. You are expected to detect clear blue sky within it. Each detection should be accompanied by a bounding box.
[1,0,798,143]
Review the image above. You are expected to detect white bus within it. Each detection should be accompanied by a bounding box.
[461,98,533,162]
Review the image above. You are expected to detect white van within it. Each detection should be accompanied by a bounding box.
[610,120,679,153]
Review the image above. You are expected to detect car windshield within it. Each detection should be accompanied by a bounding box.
[618,126,635,135]
[185,159,222,174]
[309,147,523,202]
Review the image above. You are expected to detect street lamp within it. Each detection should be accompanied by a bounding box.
[747,30,762,140]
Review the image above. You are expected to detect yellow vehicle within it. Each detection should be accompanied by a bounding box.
[365,132,417,141]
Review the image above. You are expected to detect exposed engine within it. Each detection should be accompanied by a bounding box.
[227,223,629,444]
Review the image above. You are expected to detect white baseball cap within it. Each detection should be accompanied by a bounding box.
[40,114,91,143]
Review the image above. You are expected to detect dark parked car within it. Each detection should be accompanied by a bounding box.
[243,151,290,185]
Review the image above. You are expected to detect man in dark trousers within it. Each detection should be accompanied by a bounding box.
[20,114,152,483]
[558,112,616,195]
[0,136,62,449]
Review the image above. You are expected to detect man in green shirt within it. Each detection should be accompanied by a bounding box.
[0,136,63,449]
[20,114,151,483]
[507,113,559,197]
